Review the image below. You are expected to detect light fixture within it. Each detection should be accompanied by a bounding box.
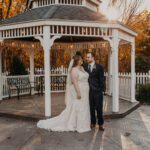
[70,44,73,49]
[90,44,94,48]
[32,44,34,48]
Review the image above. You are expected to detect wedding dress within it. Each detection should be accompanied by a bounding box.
[37,61,91,133]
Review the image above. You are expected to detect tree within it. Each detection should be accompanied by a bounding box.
[108,0,144,25]
[10,55,27,75]
[0,0,26,19]
[107,0,149,72]
[6,0,12,18]
[135,12,150,72]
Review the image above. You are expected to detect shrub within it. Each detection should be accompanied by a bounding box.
[136,83,150,104]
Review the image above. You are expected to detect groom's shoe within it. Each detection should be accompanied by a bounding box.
[99,125,105,131]
[90,124,96,129]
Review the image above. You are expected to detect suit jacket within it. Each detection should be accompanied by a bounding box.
[83,63,105,92]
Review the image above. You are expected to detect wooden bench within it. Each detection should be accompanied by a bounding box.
[7,77,40,99]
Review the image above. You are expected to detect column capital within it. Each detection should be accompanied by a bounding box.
[130,42,134,46]
[103,37,120,52]
[34,35,61,51]
[103,37,113,47]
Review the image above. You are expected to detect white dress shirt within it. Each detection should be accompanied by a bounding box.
[89,61,95,72]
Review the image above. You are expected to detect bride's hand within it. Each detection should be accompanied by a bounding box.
[77,93,81,100]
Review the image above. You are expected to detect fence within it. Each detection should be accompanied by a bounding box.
[1,67,150,101]
[27,66,68,75]
[2,66,68,76]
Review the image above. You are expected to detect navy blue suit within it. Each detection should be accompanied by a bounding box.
[84,63,104,125]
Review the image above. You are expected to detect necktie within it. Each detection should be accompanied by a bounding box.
[88,65,92,72]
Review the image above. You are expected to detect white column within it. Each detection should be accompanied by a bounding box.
[44,27,51,117]
[0,49,2,100]
[55,0,59,4]
[82,0,86,6]
[112,29,119,112]
[35,26,61,117]
[29,48,35,95]
[33,1,37,8]
[131,41,136,102]
[108,49,112,95]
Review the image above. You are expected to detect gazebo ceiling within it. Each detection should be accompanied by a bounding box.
[0,5,110,26]
[55,36,104,43]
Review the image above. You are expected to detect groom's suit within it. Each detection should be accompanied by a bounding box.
[84,62,104,125]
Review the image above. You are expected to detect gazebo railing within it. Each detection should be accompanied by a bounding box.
[1,71,150,100]
[34,74,67,93]
[1,74,67,98]
[119,73,131,100]
[2,75,32,98]
[33,0,83,9]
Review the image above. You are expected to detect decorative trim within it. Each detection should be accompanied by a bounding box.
[0,20,137,36]
[0,25,113,39]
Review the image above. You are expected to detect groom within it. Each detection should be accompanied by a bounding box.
[84,52,105,131]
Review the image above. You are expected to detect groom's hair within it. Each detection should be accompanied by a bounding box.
[75,51,82,57]
[87,51,95,58]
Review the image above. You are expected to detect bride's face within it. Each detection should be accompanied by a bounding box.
[78,58,83,66]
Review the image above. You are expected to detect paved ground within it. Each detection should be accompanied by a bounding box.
[0,93,139,120]
[0,105,150,150]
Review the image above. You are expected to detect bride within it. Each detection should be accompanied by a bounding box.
[37,55,91,133]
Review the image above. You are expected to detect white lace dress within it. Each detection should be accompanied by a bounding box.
[37,69,91,133]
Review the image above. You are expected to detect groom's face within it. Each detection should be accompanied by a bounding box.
[86,53,95,64]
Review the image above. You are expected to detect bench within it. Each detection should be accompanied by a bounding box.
[7,77,40,99]
[38,75,67,94]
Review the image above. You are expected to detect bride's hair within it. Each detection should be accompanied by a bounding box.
[72,55,82,67]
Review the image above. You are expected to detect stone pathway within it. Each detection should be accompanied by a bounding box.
[0,106,150,150]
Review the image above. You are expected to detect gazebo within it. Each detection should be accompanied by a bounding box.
[0,0,137,117]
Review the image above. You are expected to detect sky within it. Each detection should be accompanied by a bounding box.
[100,0,150,20]
[141,0,150,11]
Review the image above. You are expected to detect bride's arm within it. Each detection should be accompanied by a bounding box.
[71,68,81,99]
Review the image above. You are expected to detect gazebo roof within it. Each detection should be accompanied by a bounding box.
[0,0,137,41]
[0,5,110,26]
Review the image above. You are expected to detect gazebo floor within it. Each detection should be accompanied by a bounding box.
[0,93,140,121]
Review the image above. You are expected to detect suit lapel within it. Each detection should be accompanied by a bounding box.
[91,63,96,73]
[84,63,96,74]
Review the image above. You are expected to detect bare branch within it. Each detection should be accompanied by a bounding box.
[108,0,144,25]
